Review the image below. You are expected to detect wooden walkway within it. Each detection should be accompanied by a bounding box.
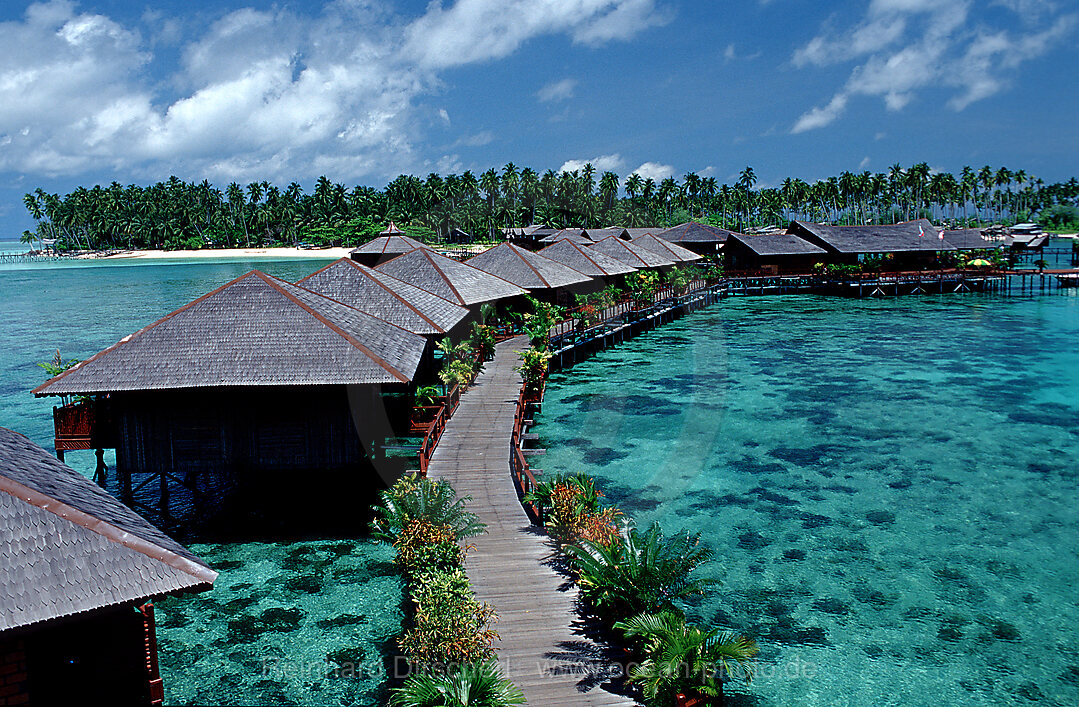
[428,336,637,706]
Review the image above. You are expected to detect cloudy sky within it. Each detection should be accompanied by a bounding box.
[0,0,1076,234]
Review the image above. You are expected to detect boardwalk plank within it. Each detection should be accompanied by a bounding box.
[428,336,637,706]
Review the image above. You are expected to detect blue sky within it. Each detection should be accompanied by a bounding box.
[0,0,1076,236]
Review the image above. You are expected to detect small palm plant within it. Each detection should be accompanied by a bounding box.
[614,611,758,705]
[564,523,715,622]
[389,660,525,707]
[370,473,486,544]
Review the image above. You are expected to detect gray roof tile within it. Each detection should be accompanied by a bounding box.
[298,258,468,334]
[35,271,427,395]
[374,249,525,306]
[0,427,215,632]
[656,222,737,243]
[349,235,431,255]
[790,219,955,254]
[631,234,703,262]
[727,233,828,256]
[466,243,592,290]
[588,236,675,268]
[536,240,638,277]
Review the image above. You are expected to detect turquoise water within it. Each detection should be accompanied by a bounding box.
[0,254,405,705]
[536,293,1079,706]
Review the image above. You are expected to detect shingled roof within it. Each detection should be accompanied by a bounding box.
[624,228,660,238]
[631,233,703,263]
[0,427,216,632]
[375,248,525,306]
[466,243,592,290]
[727,232,828,256]
[656,222,737,243]
[940,229,1004,250]
[584,227,630,241]
[349,233,432,256]
[589,236,675,268]
[34,271,427,396]
[538,228,591,245]
[298,258,468,335]
[789,219,955,254]
[536,240,637,277]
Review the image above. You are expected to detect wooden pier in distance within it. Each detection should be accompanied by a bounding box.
[427,336,637,706]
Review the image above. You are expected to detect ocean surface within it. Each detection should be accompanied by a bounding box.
[536,292,1079,706]
[0,245,403,705]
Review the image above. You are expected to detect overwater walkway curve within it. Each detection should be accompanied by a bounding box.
[427,335,637,706]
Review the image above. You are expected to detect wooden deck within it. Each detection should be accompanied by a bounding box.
[428,336,637,706]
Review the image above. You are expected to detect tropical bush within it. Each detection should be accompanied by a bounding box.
[398,567,499,668]
[523,473,621,546]
[515,347,551,395]
[665,267,689,292]
[389,659,525,707]
[394,519,467,577]
[614,611,758,706]
[565,523,716,622]
[468,322,496,361]
[629,271,661,305]
[521,295,563,349]
[37,349,80,378]
[437,337,480,388]
[370,473,486,545]
[415,385,442,408]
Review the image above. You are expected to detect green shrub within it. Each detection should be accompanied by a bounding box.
[565,523,716,622]
[399,568,499,669]
[390,659,525,707]
[370,473,486,545]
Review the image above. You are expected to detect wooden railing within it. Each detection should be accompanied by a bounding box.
[510,384,543,523]
[53,399,114,451]
[417,384,460,477]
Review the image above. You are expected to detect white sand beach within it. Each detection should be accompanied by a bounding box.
[77,247,355,260]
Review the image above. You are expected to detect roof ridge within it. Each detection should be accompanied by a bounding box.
[288,273,435,337]
[257,273,410,383]
[34,270,261,396]
[0,473,217,584]
[509,243,552,287]
[304,260,444,333]
[421,250,466,304]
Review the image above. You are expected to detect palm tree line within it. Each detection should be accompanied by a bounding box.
[20,164,1079,251]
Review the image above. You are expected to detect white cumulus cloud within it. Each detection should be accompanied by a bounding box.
[559,154,625,173]
[537,78,577,103]
[790,0,1076,132]
[630,161,675,181]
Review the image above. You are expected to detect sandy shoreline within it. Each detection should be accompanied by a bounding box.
[74,246,355,260]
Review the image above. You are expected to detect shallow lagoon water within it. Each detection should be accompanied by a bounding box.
[0,252,405,705]
[537,293,1079,706]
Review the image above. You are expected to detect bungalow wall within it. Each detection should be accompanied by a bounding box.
[3,604,157,705]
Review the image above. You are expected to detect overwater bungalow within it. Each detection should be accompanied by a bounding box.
[375,247,526,311]
[466,243,592,304]
[0,426,215,705]
[787,219,955,269]
[655,221,737,254]
[583,227,631,241]
[537,239,637,278]
[724,232,828,274]
[33,270,428,532]
[589,235,675,270]
[349,223,432,266]
[297,258,471,340]
[630,233,703,263]
[537,228,591,246]
[504,225,557,247]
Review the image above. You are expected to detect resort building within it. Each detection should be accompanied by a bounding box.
[0,426,215,706]
[297,258,471,340]
[537,239,637,278]
[466,243,592,304]
[630,233,703,263]
[349,223,432,266]
[724,232,828,274]
[537,228,592,246]
[623,227,660,238]
[33,271,428,532]
[583,227,631,241]
[589,235,676,270]
[787,219,956,269]
[375,248,526,311]
[656,221,737,254]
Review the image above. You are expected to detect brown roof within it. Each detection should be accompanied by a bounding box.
[588,236,675,268]
[375,248,525,306]
[536,240,638,277]
[298,258,468,335]
[630,233,703,263]
[466,243,592,290]
[34,271,427,396]
[656,222,737,243]
[0,427,216,632]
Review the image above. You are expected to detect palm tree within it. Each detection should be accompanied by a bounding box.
[615,611,758,705]
[389,661,525,707]
[369,474,486,544]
